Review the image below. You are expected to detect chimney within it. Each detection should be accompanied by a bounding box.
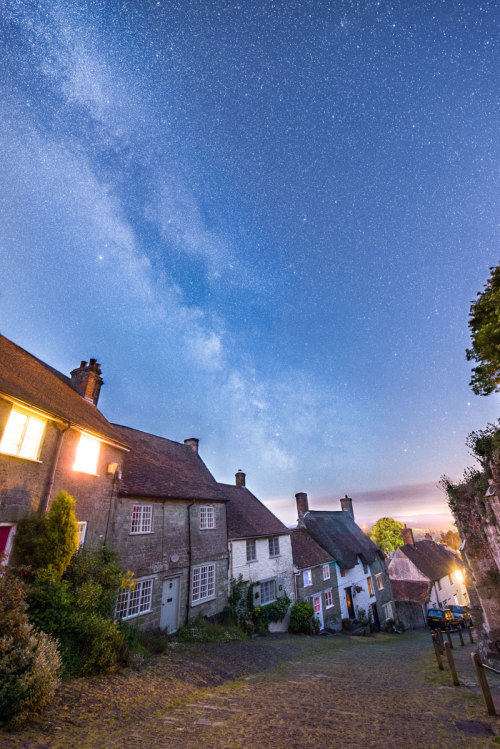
[402,526,415,546]
[184,438,199,453]
[70,359,103,405]
[235,470,246,487]
[296,492,309,518]
[340,494,354,519]
[424,532,432,541]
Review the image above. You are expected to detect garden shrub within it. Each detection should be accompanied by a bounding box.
[176,616,248,643]
[0,571,61,729]
[252,594,291,635]
[289,601,319,635]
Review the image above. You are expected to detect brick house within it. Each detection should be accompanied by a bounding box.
[388,527,469,626]
[0,334,128,560]
[290,524,341,630]
[220,472,294,632]
[295,493,395,629]
[110,425,229,632]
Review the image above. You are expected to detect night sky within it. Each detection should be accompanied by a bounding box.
[0,0,498,529]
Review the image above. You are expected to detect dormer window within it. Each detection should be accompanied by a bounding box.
[0,407,46,460]
[73,433,100,474]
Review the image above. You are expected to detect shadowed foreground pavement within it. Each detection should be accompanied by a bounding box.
[3,630,500,748]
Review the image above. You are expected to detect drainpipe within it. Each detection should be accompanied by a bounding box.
[39,421,71,514]
[185,501,195,623]
[104,470,121,542]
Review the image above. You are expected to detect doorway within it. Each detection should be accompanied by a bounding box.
[345,586,355,618]
[312,594,324,630]
[160,577,180,633]
[371,602,381,631]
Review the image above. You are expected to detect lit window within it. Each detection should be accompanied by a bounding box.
[0,407,45,460]
[0,524,16,565]
[192,563,216,603]
[303,569,312,587]
[73,433,100,474]
[76,521,87,547]
[268,536,280,557]
[200,506,215,529]
[260,579,276,604]
[375,573,384,591]
[246,539,257,562]
[323,564,330,580]
[367,576,374,597]
[115,578,153,619]
[325,589,334,608]
[383,601,394,621]
[130,505,153,534]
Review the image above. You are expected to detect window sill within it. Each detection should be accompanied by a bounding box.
[129,531,154,535]
[269,554,281,559]
[0,451,42,463]
[191,595,216,607]
[261,599,276,606]
[72,470,100,476]
[118,609,151,620]
[200,527,216,531]
[246,559,258,564]
[325,604,334,609]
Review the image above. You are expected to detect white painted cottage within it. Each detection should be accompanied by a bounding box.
[219,472,294,632]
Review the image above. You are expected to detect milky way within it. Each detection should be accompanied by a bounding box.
[0,0,498,526]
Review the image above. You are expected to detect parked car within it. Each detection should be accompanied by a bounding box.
[448,605,473,628]
[426,608,457,629]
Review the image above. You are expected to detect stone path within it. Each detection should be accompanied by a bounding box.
[4,631,499,748]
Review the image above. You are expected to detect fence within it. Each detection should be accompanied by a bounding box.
[430,628,499,716]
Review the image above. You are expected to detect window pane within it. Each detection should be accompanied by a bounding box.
[18,415,45,459]
[73,433,100,473]
[0,410,27,455]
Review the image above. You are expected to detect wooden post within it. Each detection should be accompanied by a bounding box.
[446,630,453,649]
[457,628,464,646]
[444,642,459,686]
[471,653,496,716]
[436,629,444,650]
[432,633,444,670]
[468,628,474,644]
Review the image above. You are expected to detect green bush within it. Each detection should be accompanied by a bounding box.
[0,572,61,729]
[289,601,318,635]
[252,594,291,635]
[176,616,248,643]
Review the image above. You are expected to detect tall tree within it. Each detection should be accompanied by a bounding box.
[439,529,461,551]
[369,517,404,554]
[466,265,500,395]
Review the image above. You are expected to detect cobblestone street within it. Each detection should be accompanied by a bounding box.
[4,631,500,748]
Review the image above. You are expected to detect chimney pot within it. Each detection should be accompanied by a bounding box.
[340,494,354,519]
[235,470,246,487]
[70,358,103,406]
[402,527,415,546]
[184,438,199,453]
[295,492,309,518]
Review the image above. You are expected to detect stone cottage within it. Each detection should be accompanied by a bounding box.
[296,493,394,629]
[219,472,294,632]
[110,425,229,632]
[290,522,340,630]
[388,527,469,628]
[0,334,128,560]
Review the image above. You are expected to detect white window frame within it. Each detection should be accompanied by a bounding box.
[130,504,153,534]
[246,539,257,562]
[0,407,46,461]
[73,432,101,475]
[115,578,153,620]
[0,523,16,565]
[260,579,277,605]
[325,589,334,608]
[383,601,394,621]
[191,563,216,604]
[322,564,330,580]
[76,521,87,547]
[200,506,215,530]
[268,536,280,558]
[303,569,312,587]
[375,572,384,591]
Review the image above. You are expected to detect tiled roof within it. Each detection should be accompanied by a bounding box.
[400,540,463,582]
[301,511,384,569]
[390,579,431,604]
[113,424,226,501]
[0,334,127,446]
[290,527,333,569]
[219,483,290,540]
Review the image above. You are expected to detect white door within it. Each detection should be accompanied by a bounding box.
[160,577,179,633]
[313,594,324,629]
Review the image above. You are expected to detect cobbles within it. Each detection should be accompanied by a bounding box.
[3,631,499,748]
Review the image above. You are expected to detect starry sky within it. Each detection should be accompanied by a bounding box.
[0,0,498,529]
